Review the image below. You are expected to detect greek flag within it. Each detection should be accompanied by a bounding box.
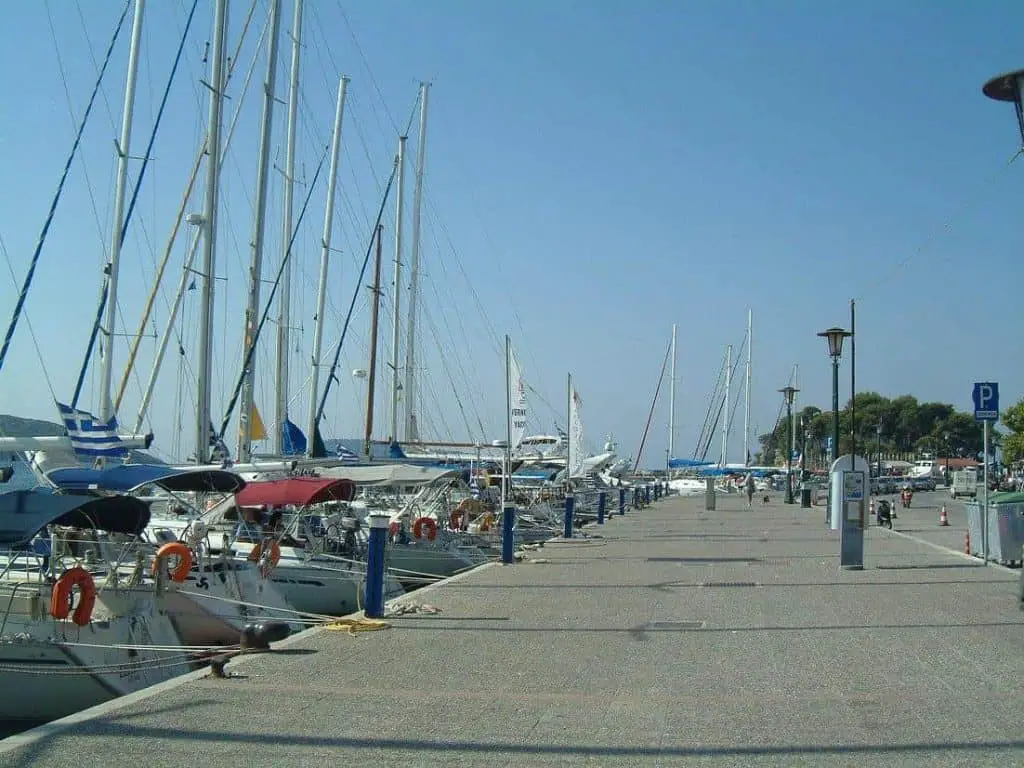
[335,444,360,464]
[469,475,480,499]
[55,401,127,458]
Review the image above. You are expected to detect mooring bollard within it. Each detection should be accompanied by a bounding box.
[364,513,389,618]
[646,486,652,504]
[619,487,626,515]
[597,492,606,524]
[501,504,515,564]
[563,494,575,538]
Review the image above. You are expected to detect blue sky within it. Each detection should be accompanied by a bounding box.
[1,0,1023,467]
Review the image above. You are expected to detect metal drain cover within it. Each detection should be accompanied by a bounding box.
[702,581,760,588]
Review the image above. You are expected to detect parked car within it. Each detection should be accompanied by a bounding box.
[911,476,936,492]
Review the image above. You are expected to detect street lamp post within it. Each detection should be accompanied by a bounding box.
[779,386,799,504]
[943,430,951,486]
[817,327,852,465]
[876,423,883,478]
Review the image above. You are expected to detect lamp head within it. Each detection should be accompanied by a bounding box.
[817,327,851,360]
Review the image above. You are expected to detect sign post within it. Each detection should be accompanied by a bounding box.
[972,382,1000,565]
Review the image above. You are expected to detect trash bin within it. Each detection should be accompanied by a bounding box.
[800,485,812,508]
[966,492,1024,565]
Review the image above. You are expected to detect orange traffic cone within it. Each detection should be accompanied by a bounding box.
[965,528,971,555]
[939,505,949,526]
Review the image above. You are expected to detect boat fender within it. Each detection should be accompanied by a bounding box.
[247,539,282,568]
[50,566,97,626]
[413,517,438,541]
[240,621,291,650]
[152,541,194,583]
[478,513,495,533]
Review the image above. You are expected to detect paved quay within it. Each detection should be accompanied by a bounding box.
[3,491,1024,767]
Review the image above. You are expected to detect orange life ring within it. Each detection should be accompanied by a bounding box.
[413,516,438,541]
[151,541,194,583]
[448,510,464,530]
[50,566,97,627]
[247,539,282,567]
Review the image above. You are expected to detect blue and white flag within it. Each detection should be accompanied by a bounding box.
[335,444,360,464]
[55,401,128,458]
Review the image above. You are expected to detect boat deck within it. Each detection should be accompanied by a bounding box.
[3,492,1023,767]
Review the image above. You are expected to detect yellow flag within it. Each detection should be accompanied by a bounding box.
[249,404,267,441]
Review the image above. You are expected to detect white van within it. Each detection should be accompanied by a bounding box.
[949,468,981,499]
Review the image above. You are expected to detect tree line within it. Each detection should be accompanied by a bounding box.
[754,392,1011,467]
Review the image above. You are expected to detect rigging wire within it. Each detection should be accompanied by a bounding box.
[72,0,200,409]
[0,0,131,377]
[633,338,673,474]
[217,144,331,443]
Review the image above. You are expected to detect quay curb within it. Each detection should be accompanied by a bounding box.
[0,560,501,756]
[881,526,1019,575]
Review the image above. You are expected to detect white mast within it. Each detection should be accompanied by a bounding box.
[668,323,676,466]
[721,344,732,466]
[792,363,800,459]
[97,0,145,423]
[503,334,512,511]
[237,0,283,461]
[743,309,752,466]
[195,0,229,464]
[274,0,303,453]
[388,135,407,443]
[306,75,350,454]
[403,82,429,442]
[566,372,572,489]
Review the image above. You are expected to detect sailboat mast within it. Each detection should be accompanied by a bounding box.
[388,135,407,443]
[363,224,383,460]
[668,323,676,466]
[305,76,349,455]
[237,0,283,461]
[403,82,429,442]
[566,372,572,490]
[195,0,229,465]
[792,363,799,459]
[504,334,512,508]
[721,344,732,466]
[744,309,752,466]
[97,0,145,423]
[274,0,303,454]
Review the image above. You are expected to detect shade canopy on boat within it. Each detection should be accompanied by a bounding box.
[321,464,461,488]
[0,490,151,545]
[46,464,245,494]
[234,477,356,508]
[668,458,716,469]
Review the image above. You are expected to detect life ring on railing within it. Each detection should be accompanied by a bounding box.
[151,541,194,583]
[413,516,438,541]
[478,512,495,533]
[50,566,97,627]
[247,539,282,568]
[448,510,464,530]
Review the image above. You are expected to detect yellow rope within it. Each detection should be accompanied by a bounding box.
[322,616,391,635]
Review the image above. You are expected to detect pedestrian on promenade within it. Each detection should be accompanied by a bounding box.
[745,473,755,508]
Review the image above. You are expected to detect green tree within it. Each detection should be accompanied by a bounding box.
[1001,398,1024,466]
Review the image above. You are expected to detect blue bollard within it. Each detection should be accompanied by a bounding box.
[501,504,515,564]
[563,494,575,538]
[619,487,626,515]
[646,486,651,505]
[597,492,606,524]
[363,513,390,618]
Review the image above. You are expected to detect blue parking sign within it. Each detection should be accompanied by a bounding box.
[972,382,999,421]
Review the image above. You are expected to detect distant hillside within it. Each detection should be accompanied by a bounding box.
[0,414,64,437]
[0,414,164,465]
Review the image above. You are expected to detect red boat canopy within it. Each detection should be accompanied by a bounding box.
[234,477,356,508]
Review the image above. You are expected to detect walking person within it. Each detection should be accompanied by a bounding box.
[745,473,756,509]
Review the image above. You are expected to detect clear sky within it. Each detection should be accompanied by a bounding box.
[1,0,1023,467]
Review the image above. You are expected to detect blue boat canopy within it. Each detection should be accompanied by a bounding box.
[0,490,151,545]
[46,464,245,494]
[668,458,717,469]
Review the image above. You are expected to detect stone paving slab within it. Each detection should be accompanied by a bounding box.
[2,492,1023,767]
